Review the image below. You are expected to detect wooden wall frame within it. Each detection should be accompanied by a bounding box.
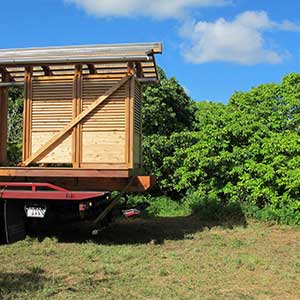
[20,68,143,172]
[0,42,162,183]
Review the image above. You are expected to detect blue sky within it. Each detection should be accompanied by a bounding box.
[1,0,300,103]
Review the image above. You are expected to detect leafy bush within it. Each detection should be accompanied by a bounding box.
[183,190,246,225]
[7,87,23,163]
[126,194,190,217]
[140,72,300,225]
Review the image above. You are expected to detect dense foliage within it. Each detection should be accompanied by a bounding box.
[7,87,23,163]
[141,72,300,224]
[6,71,300,224]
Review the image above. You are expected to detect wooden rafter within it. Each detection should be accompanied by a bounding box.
[41,65,53,76]
[87,63,97,74]
[0,67,15,82]
[135,62,144,78]
[22,75,132,166]
[151,54,159,81]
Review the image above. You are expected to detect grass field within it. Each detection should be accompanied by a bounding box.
[0,216,300,300]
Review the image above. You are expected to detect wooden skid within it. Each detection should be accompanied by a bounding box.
[0,168,155,192]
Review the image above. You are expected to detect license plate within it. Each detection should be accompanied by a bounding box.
[26,207,46,218]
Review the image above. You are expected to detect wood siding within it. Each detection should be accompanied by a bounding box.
[31,77,73,163]
[23,71,142,171]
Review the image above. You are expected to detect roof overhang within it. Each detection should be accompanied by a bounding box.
[0,42,162,85]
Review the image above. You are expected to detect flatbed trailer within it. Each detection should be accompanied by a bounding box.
[0,174,154,244]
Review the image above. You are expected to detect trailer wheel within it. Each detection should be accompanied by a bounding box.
[1,200,26,244]
[0,200,6,244]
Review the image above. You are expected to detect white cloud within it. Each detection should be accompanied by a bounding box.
[65,0,230,19]
[180,11,300,65]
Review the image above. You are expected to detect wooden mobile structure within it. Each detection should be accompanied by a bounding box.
[0,42,162,191]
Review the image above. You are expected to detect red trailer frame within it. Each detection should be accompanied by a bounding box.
[0,182,106,201]
[0,179,138,244]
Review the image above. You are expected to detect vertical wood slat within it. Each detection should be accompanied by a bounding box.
[22,66,33,161]
[127,62,136,169]
[72,65,82,167]
[0,73,8,164]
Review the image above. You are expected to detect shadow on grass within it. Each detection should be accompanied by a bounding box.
[0,272,46,299]
[31,201,247,245]
[95,214,247,245]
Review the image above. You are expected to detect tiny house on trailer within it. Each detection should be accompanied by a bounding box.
[0,42,162,243]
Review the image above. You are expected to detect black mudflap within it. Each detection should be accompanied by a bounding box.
[1,200,26,244]
[0,201,5,243]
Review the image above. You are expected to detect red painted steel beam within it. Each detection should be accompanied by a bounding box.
[1,190,105,201]
[0,182,106,201]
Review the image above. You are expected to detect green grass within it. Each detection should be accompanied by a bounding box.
[1,217,300,300]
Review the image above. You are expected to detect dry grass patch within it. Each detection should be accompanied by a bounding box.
[0,217,299,300]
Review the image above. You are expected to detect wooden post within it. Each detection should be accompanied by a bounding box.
[0,73,9,164]
[127,62,135,75]
[126,62,136,168]
[72,64,82,168]
[135,62,144,78]
[22,66,33,162]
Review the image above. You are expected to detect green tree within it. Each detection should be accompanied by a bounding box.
[142,68,195,136]
[168,74,300,224]
[141,68,196,194]
[7,87,23,163]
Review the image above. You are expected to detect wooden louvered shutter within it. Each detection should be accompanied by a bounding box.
[23,73,143,171]
[133,79,142,167]
[30,77,74,163]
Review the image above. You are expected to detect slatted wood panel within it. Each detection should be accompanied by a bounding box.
[133,79,142,166]
[23,73,143,170]
[31,77,73,163]
[81,75,128,164]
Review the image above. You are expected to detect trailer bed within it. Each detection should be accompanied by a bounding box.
[0,167,155,192]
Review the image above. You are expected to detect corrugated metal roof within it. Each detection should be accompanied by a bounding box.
[0,42,162,84]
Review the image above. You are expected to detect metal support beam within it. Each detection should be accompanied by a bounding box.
[0,55,151,66]
[0,82,23,88]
